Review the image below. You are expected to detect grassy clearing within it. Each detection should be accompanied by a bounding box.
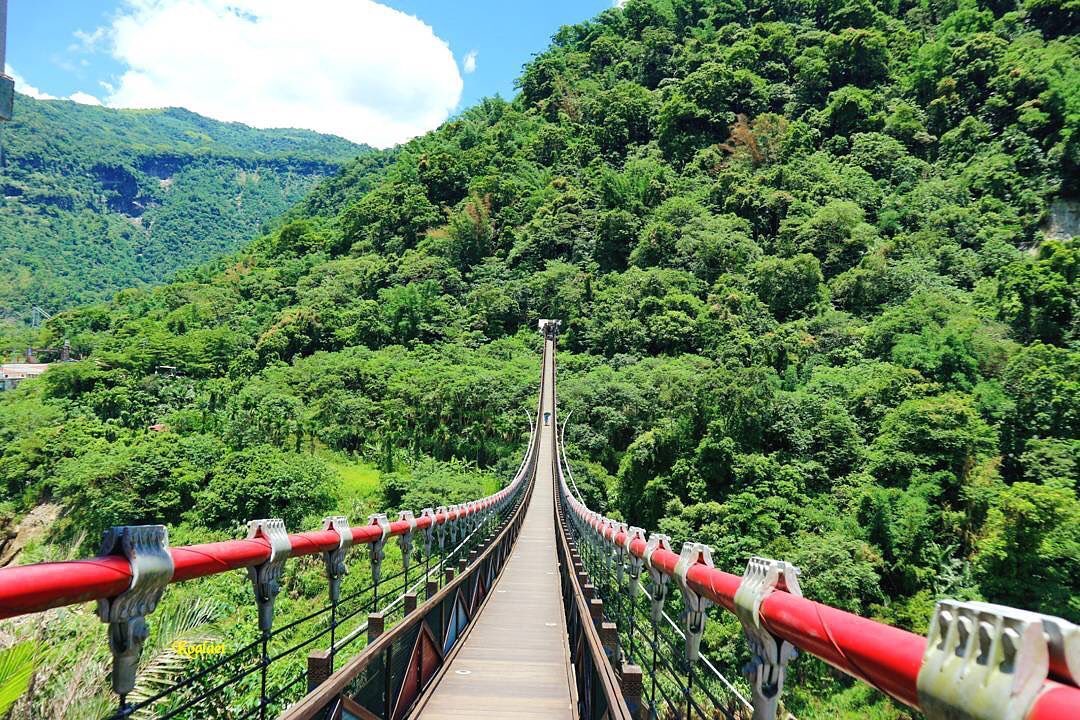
[321,452,381,509]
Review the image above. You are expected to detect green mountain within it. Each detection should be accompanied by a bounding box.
[2,0,1078,717]
[0,94,369,320]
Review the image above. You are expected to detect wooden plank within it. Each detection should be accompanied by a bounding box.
[415,342,574,719]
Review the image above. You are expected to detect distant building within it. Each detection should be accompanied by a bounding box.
[0,363,50,391]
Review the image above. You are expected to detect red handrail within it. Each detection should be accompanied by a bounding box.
[0,502,509,620]
[562,496,1080,718]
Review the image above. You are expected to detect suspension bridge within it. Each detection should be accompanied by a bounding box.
[0,320,1077,720]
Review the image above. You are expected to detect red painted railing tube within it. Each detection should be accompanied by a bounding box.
[1027,683,1080,720]
[0,493,504,619]
[682,561,741,613]
[756,590,924,708]
[0,556,131,619]
[586,505,1080,718]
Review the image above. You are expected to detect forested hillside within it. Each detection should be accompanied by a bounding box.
[0,94,370,322]
[1,0,1077,716]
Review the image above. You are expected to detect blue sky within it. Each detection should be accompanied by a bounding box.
[5,0,619,146]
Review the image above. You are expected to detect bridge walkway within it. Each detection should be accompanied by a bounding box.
[413,338,574,719]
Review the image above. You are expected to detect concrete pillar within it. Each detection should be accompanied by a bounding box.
[590,598,604,623]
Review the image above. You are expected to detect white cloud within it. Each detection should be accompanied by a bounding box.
[463,50,478,75]
[4,65,57,100]
[68,91,103,105]
[6,64,106,104]
[94,0,463,148]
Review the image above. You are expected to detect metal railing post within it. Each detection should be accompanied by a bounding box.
[642,533,672,719]
[674,543,715,719]
[733,557,803,720]
[96,525,173,717]
[368,514,390,609]
[320,515,353,667]
[397,510,416,589]
[246,518,291,720]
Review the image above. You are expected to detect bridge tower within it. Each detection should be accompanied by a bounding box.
[538,318,561,340]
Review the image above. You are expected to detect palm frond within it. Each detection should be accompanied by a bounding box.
[0,641,37,716]
[125,599,226,717]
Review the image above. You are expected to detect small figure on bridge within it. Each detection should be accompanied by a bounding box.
[543,411,551,426]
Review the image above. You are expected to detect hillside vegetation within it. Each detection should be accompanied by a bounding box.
[1,0,1078,716]
[0,95,370,322]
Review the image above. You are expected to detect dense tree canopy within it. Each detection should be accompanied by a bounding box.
[0,96,371,322]
[1,0,1077,717]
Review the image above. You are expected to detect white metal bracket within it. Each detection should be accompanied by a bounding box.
[624,527,646,597]
[917,599,1080,720]
[435,506,449,550]
[321,516,353,604]
[734,556,802,720]
[397,510,417,572]
[420,508,436,559]
[449,504,462,543]
[674,542,714,664]
[612,522,628,585]
[97,525,174,697]
[643,533,672,623]
[367,513,391,584]
[246,518,292,633]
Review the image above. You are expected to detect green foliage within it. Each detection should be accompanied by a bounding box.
[974,482,1080,618]
[193,446,336,530]
[0,641,36,716]
[2,0,1079,716]
[0,95,367,324]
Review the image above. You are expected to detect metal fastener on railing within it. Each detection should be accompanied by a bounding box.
[97,524,174,711]
[734,556,802,720]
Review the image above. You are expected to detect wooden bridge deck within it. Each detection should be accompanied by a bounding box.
[414,340,574,719]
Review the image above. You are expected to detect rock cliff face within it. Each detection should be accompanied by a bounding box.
[0,94,369,318]
[1045,198,1080,240]
[92,163,145,215]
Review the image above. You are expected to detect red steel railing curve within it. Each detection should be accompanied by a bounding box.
[558,478,1080,718]
[0,502,503,620]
